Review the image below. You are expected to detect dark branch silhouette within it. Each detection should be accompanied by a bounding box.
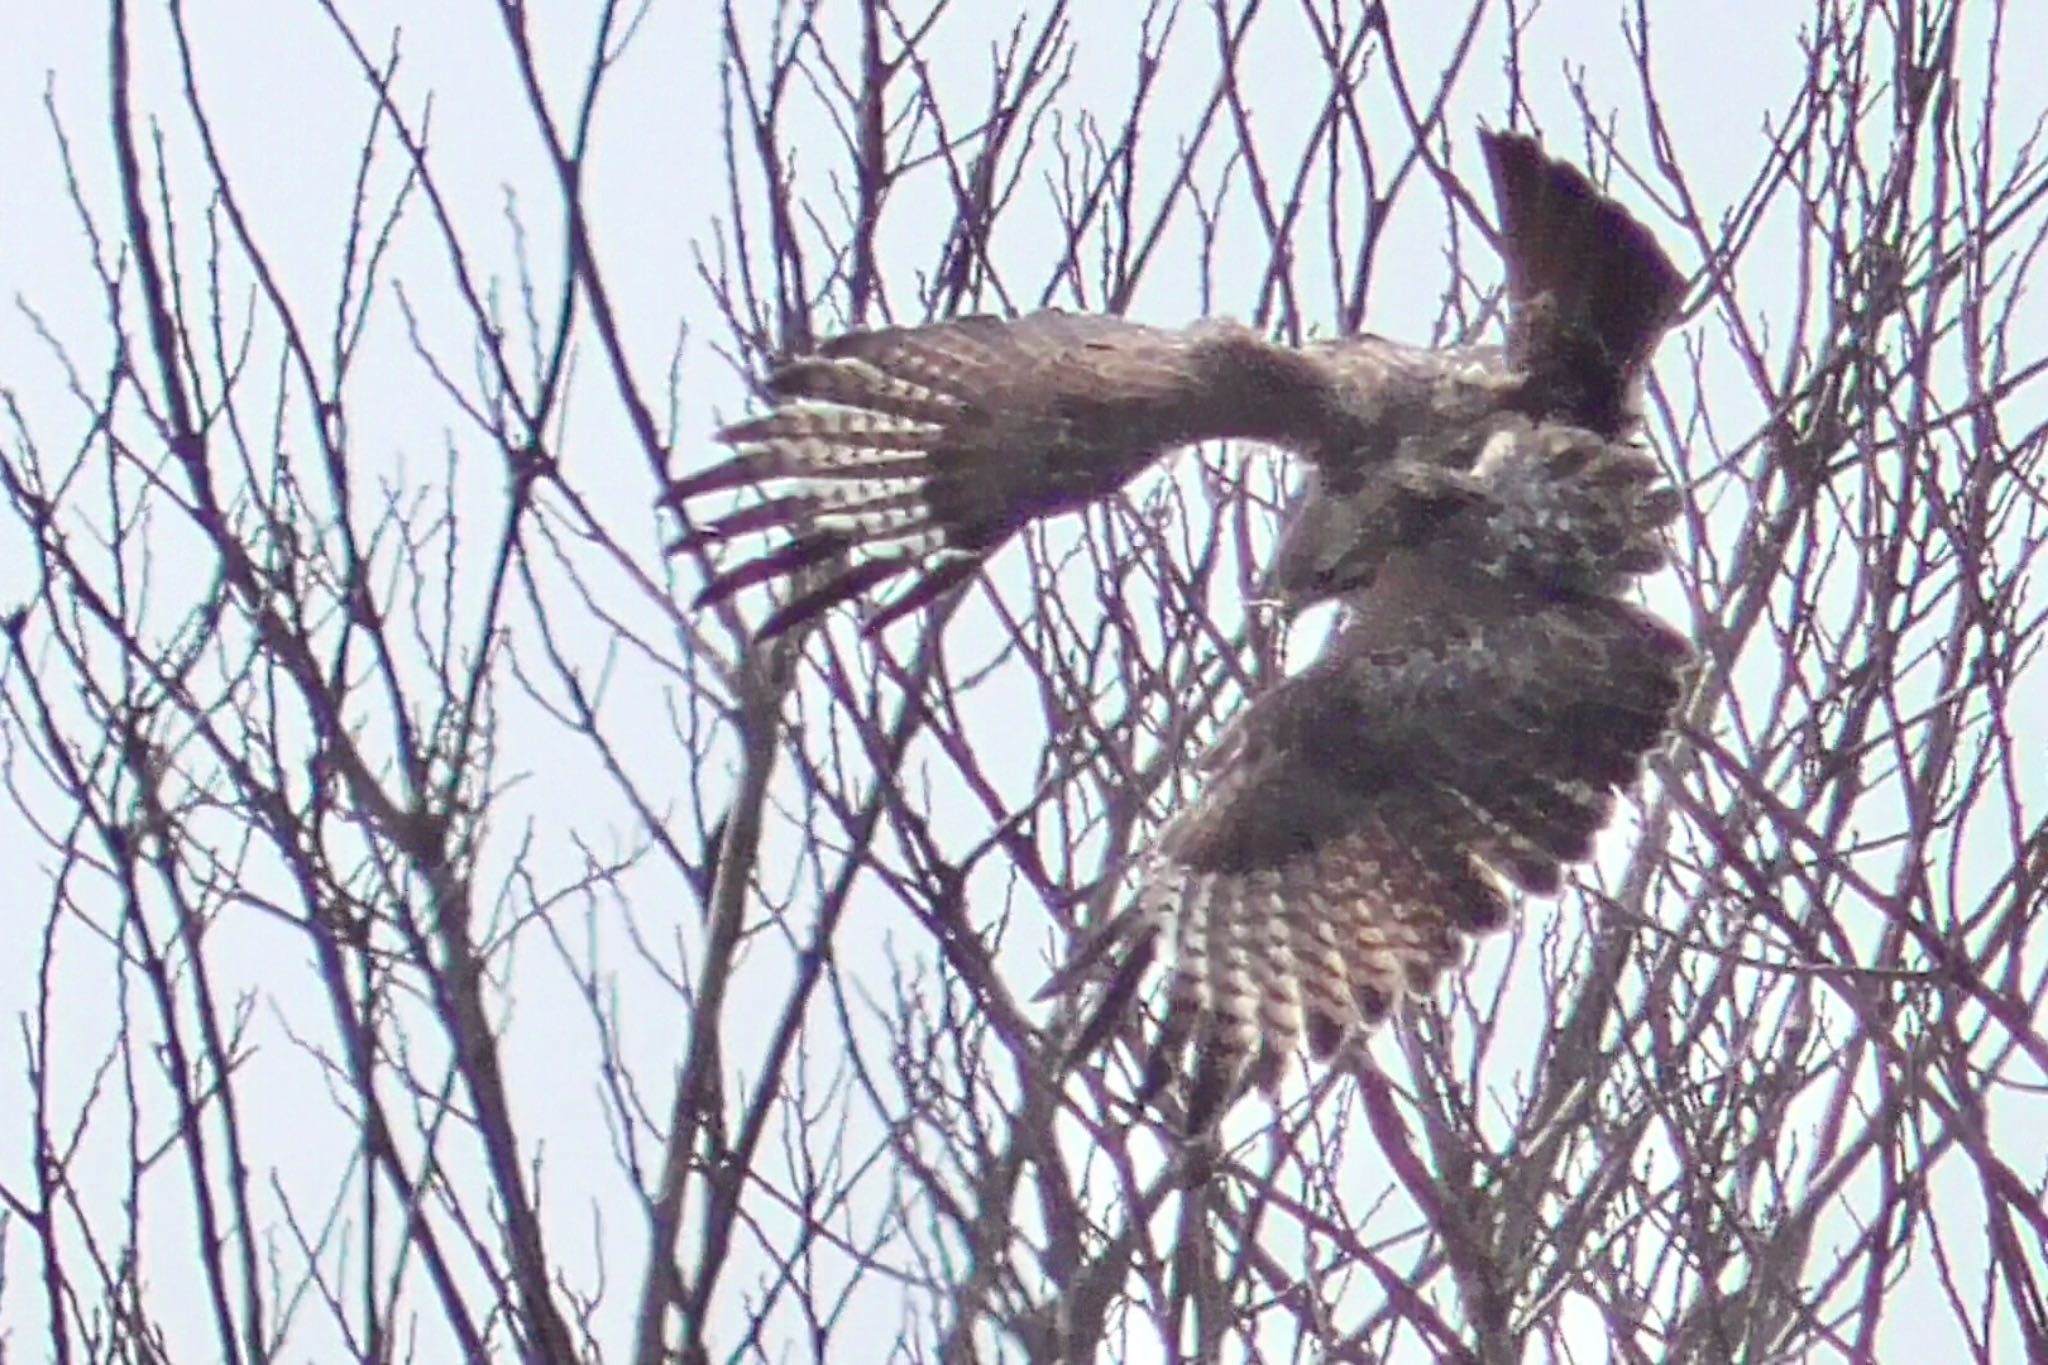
[2,1,2044,1361]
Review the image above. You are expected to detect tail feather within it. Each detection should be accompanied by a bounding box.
[1481,129,1685,434]
[1185,1028,1242,1130]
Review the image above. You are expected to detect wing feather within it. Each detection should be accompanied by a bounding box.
[1058,438,1690,1124]
[667,310,1354,636]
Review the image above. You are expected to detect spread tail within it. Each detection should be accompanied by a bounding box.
[1481,129,1686,434]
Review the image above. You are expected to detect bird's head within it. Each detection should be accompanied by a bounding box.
[1262,459,1489,613]
[1261,481,1385,612]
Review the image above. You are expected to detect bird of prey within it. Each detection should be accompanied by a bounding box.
[1051,421,1691,1122]
[664,130,1690,1124]
[666,130,1681,633]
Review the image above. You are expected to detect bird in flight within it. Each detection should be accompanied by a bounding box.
[666,130,1681,633]
[664,130,1691,1125]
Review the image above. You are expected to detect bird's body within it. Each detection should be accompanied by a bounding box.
[1068,425,1690,1121]
[665,130,1692,1125]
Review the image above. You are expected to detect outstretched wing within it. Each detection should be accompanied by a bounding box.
[669,135,1684,636]
[666,311,1350,637]
[1060,428,1692,1127]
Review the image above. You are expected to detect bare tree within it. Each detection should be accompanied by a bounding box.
[2,1,2044,1361]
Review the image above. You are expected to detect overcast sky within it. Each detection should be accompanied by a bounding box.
[3,3,2043,1361]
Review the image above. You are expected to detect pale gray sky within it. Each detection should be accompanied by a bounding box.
[2,3,2042,1361]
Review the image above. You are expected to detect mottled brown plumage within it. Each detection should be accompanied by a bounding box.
[666,131,1684,634]
[664,130,1693,1126]
[1055,425,1690,1124]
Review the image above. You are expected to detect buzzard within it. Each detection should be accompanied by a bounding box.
[1051,421,1691,1122]
[665,131,1691,1124]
